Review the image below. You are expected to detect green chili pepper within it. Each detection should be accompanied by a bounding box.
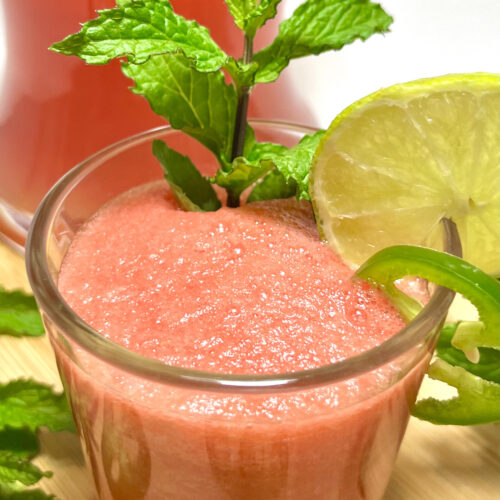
[357,245,500,425]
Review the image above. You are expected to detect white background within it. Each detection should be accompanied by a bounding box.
[253,0,500,127]
[0,0,499,129]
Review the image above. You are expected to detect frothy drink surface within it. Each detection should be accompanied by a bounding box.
[59,183,404,374]
[56,183,422,500]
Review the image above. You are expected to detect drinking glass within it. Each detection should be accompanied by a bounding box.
[26,121,460,500]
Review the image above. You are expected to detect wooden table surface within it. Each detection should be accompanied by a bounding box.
[1,241,498,499]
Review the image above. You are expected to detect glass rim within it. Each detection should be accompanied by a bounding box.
[26,120,461,393]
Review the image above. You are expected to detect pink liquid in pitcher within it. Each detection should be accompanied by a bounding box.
[0,1,242,215]
[56,183,428,500]
[0,0,312,247]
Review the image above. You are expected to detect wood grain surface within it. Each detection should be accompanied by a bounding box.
[1,241,498,499]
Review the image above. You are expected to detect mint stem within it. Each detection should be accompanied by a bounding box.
[228,34,254,208]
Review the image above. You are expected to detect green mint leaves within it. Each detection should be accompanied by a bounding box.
[264,130,325,201]
[0,380,75,434]
[357,246,500,425]
[0,289,74,498]
[0,287,44,338]
[123,54,237,165]
[153,140,221,211]
[51,0,392,209]
[224,0,282,38]
[211,129,325,202]
[0,447,51,489]
[51,0,227,72]
[0,484,54,500]
[253,0,394,83]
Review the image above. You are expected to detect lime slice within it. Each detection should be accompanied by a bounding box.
[310,73,500,275]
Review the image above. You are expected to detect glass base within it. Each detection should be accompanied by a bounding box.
[0,198,31,253]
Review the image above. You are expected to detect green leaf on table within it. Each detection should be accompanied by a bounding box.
[412,359,500,425]
[0,431,52,500]
[50,0,228,72]
[0,380,75,433]
[0,451,51,487]
[436,323,500,385]
[0,483,54,500]
[152,140,221,212]
[0,287,44,338]
[247,169,297,202]
[123,54,237,165]
[0,428,39,459]
[224,0,282,38]
[254,0,393,83]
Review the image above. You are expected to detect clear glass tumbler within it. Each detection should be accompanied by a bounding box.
[26,121,460,500]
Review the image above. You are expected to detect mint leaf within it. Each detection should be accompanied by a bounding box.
[214,141,287,198]
[0,452,51,487]
[242,124,257,157]
[224,0,282,37]
[214,158,271,200]
[412,359,500,425]
[152,140,221,212]
[225,58,259,88]
[246,141,287,163]
[0,288,44,338]
[247,169,297,202]
[0,430,51,500]
[254,0,393,83]
[0,429,39,459]
[214,133,324,201]
[123,54,237,165]
[0,380,75,433]
[270,130,325,200]
[0,486,54,500]
[437,323,500,385]
[0,293,66,496]
[50,0,227,72]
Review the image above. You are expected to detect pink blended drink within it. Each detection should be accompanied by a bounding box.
[54,182,426,500]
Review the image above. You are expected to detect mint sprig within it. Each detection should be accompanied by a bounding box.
[0,378,74,498]
[51,0,228,72]
[123,54,237,167]
[51,0,392,208]
[0,290,75,497]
